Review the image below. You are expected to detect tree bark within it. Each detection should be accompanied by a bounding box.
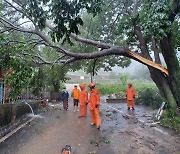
[134,23,177,108]
[52,80,60,93]
[149,68,177,108]
[160,34,180,107]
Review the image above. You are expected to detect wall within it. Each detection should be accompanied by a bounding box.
[0,101,42,127]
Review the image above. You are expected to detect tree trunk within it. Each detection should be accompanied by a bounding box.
[90,73,93,83]
[148,67,177,108]
[51,80,61,101]
[52,80,60,93]
[160,34,180,107]
[134,23,178,108]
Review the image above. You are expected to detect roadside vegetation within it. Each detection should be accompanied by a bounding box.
[97,80,156,97]
[96,80,180,132]
[161,109,180,132]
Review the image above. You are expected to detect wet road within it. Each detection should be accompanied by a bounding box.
[0,84,179,154]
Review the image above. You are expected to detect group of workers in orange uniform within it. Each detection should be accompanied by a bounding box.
[71,83,101,129]
[70,83,136,130]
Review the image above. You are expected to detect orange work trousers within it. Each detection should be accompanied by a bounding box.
[90,108,101,127]
[80,105,87,116]
[127,100,135,108]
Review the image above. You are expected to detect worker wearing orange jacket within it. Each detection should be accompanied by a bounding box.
[126,83,136,110]
[88,83,101,129]
[79,84,88,117]
[71,85,80,112]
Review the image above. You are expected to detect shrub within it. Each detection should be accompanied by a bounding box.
[137,88,164,109]
[160,109,180,132]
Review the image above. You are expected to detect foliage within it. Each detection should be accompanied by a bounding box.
[119,74,128,86]
[137,88,164,109]
[172,19,180,51]
[29,67,45,96]
[1,0,180,108]
[98,85,126,95]
[46,64,69,92]
[139,0,172,41]
[4,59,32,99]
[161,109,180,132]
[0,34,33,100]
[26,0,103,43]
[29,64,69,95]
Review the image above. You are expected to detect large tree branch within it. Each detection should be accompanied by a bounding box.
[0,17,36,34]
[49,33,169,75]
[169,0,180,22]
[5,0,35,25]
[129,51,168,75]
[22,53,67,65]
[70,33,114,49]
[60,44,169,75]
[46,23,114,49]
[133,23,152,60]
[0,13,168,75]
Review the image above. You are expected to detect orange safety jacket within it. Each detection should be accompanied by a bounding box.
[79,84,88,105]
[71,88,80,100]
[126,87,136,100]
[89,88,100,110]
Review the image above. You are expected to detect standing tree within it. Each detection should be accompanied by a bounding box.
[0,0,179,109]
[119,74,128,86]
[0,33,33,100]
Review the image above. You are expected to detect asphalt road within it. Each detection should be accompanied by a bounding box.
[0,84,179,154]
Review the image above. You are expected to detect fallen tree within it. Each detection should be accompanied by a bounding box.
[0,0,179,109]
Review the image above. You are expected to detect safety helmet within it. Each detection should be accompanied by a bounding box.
[88,83,95,88]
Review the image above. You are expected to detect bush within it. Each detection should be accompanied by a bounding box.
[160,109,180,132]
[137,88,164,109]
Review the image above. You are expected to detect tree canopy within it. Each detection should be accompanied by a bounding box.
[0,0,180,108]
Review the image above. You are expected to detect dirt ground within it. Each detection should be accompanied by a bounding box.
[0,84,179,154]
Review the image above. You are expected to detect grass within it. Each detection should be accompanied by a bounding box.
[96,80,156,95]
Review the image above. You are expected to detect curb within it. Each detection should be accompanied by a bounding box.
[0,117,36,143]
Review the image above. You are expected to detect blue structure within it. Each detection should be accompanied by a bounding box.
[0,84,2,104]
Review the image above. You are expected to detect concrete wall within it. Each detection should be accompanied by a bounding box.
[0,101,42,127]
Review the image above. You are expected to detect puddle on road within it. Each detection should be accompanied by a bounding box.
[99,101,180,154]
